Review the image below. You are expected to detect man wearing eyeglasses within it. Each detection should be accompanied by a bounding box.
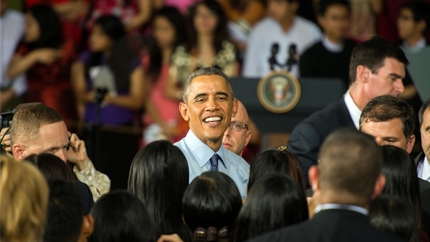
[223,100,252,157]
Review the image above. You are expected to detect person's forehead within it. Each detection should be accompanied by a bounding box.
[232,104,249,124]
[188,75,230,93]
[35,122,69,145]
[423,108,430,123]
[377,58,405,76]
[362,118,404,136]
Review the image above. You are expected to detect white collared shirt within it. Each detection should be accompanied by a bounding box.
[343,91,361,129]
[417,156,430,182]
[314,203,368,216]
[322,35,344,53]
[402,37,426,53]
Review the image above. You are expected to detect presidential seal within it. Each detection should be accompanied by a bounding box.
[257,70,301,113]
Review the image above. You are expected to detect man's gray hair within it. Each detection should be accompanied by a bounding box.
[182,67,235,103]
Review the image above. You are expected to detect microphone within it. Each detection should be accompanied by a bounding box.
[269,43,280,70]
[286,44,298,72]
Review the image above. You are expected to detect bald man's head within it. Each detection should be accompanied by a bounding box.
[223,100,252,156]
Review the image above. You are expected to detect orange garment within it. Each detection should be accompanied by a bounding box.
[216,0,266,25]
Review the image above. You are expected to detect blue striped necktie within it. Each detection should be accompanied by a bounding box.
[210,154,221,171]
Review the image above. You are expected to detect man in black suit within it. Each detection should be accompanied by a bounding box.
[249,128,405,242]
[287,36,409,188]
[416,98,430,184]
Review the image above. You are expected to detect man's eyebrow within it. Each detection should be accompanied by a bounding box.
[382,136,400,140]
[216,92,229,97]
[193,93,208,100]
[388,73,403,79]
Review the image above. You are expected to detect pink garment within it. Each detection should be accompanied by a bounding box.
[87,0,138,31]
[164,0,200,13]
[143,63,180,125]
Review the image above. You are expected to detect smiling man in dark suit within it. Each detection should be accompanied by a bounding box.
[250,128,406,242]
[287,36,409,188]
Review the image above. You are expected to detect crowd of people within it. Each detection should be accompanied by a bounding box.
[1,0,430,241]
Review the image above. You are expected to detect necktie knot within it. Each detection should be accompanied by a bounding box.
[210,154,221,171]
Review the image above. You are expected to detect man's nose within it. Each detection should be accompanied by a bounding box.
[206,97,218,111]
[395,80,405,94]
[57,150,67,163]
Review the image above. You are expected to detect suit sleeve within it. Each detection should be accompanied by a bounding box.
[287,121,322,188]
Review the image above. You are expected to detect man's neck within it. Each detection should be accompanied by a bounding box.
[278,16,294,33]
[348,84,366,111]
[406,34,424,47]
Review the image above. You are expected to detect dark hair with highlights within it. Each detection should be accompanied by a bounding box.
[128,140,191,242]
[248,149,305,192]
[24,153,74,182]
[235,173,308,242]
[90,190,158,242]
[182,171,242,233]
[359,95,415,140]
[349,36,408,83]
[370,194,419,242]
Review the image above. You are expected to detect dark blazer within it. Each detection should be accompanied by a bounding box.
[248,209,406,242]
[287,98,354,187]
[415,152,430,236]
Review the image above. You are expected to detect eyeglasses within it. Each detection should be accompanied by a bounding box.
[229,121,248,131]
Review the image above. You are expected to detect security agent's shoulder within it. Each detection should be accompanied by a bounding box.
[295,98,347,133]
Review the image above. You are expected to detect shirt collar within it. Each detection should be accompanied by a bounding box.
[421,156,430,181]
[184,130,227,169]
[322,35,344,53]
[314,203,368,216]
[344,91,361,129]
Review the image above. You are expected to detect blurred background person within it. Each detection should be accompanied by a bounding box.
[0,0,27,111]
[142,7,187,145]
[90,190,158,242]
[7,5,77,122]
[369,195,419,242]
[243,0,321,78]
[300,0,356,88]
[397,1,430,51]
[183,171,242,242]
[0,155,49,242]
[128,140,192,242]
[165,0,238,103]
[234,173,309,242]
[72,15,148,189]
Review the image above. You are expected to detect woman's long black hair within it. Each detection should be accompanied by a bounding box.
[128,140,192,242]
[146,6,186,79]
[234,173,309,242]
[187,0,230,53]
[26,5,63,49]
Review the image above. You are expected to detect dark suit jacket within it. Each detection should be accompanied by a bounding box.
[248,209,406,242]
[287,98,354,187]
[414,152,430,236]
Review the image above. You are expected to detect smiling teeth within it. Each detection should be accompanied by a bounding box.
[205,117,221,122]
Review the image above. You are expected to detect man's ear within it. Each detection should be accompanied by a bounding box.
[231,98,238,118]
[371,174,386,199]
[356,65,369,83]
[406,134,416,154]
[244,131,252,147]
[308,165,320,192]
[78,214,94,242]
[179,102,189,122]
[12,144,25,161]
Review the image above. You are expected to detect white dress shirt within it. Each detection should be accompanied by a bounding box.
[402,37,426,53]
[321,35,344,53]
[343,91,361,129]
[175,130,250,198]
[243,16,322,78]
[417,155,430,182]
[314,203,368,216]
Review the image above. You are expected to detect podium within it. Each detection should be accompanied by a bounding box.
[230,77,346,134]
